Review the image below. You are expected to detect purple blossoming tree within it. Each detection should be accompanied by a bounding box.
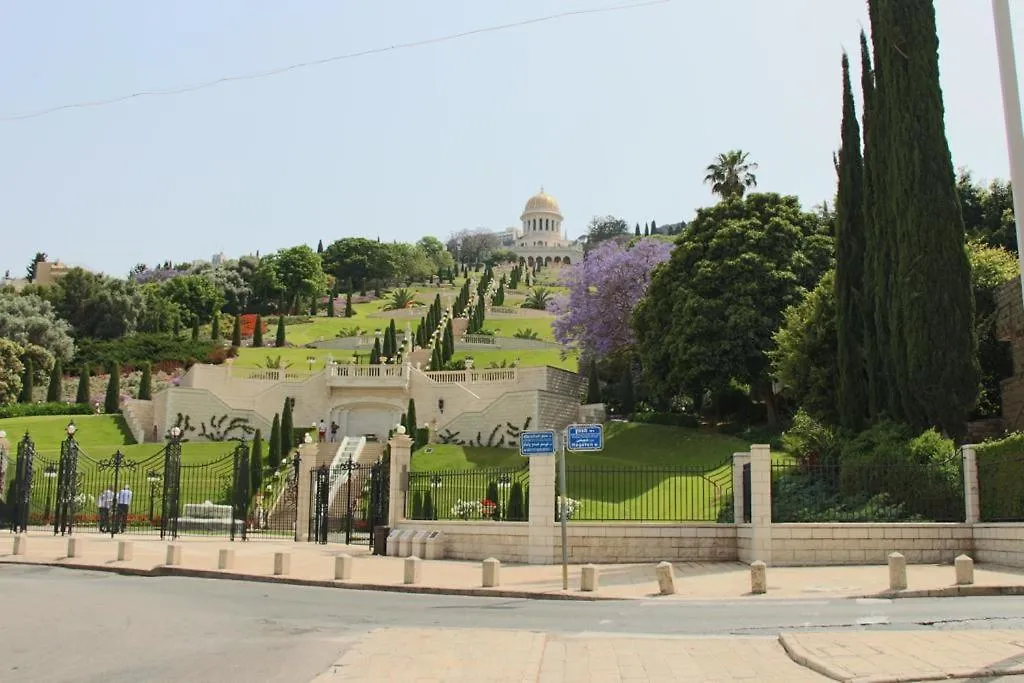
[549,238,673,359]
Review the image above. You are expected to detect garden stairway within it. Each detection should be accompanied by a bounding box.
[326,441,383,525]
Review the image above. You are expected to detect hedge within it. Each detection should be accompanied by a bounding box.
[976,433,1024,522]
[0,402,93,419]
[74,333,219,370]
[629,411,700,429]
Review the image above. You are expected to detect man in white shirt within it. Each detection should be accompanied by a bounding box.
[98,487,114,533]
[115,485,132,533]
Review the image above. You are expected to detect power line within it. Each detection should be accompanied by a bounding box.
[1,0,671,122]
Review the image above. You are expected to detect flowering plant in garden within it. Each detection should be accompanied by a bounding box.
[555,496,581,521]
[451,499,482,520]
[480,498,497,516]
[549,238,672,359]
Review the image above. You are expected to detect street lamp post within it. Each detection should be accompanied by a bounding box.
[43,464,57,523]
[992,0,1024,304]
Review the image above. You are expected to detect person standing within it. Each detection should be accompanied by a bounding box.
[318,419,327,443]
[98,487,114,533]
[0,430,8,503]
[329,421,339,443]
[115,485,132,533]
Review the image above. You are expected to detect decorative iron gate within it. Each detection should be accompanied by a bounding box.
[11,433,35,533]
[309,454,389,547]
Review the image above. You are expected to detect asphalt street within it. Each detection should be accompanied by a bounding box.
[5,564,1024,682]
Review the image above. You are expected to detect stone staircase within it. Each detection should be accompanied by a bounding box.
[326,441,383,522]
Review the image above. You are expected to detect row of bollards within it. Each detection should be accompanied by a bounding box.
[887,551,974,591]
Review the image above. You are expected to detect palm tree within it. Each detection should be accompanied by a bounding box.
[703,150,758,200]
[522,287,553,311]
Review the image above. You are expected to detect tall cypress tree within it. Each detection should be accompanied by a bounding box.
[327,292,335,318]
[250,428,265,496]
[834,52,868,431]
[388,319,398,360]
[281,397,294,451]
[76,365,91,405]
[275,315,286,347]
[344,292,354,317]
[47,360,63,403]
[253,314,264,347]
[138,362,152,400]
[868,0,979,435]
[191,318,200,342]
[104,362,121,413]
[268,414,282,470]
[211,311,220,341]
[406,398,418,447]
[231,315,242,347]
[443,318,454,362]
[19,358,33,403]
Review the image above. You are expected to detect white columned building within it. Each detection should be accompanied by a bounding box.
[513,188,583,267]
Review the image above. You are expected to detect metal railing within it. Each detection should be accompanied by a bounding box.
[561,459,733,522]
[406,463,529,521]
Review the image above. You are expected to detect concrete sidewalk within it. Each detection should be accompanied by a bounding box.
[4,531,1024,601]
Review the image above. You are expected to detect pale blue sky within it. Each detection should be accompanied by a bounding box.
[0,0,1021,277]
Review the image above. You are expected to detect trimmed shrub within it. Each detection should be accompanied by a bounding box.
[74,334,218,369]
[138,363,153,401]
[630,411,700,429]
[0,402,92,419]
[506,481,526,521]
[46,360,62,403]
[423,490,435,520]
[76,365,90,405]
[975,433,1024,522]
[104,363,121,413]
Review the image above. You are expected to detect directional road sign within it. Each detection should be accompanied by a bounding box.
[519,430,556,456]
[566,423,604,452]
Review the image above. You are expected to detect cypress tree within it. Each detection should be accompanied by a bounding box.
[371,337,382,364]
[443,319,454,362]
[191,317,200,341]
[253,314,264,347]
[275,315,286,347]
[327,292,335,318]
[869,0,979,435]
[406,398,418,446]
[388,319,398,357]
[620,361,635,415]
[19,358,33,403]
[138,363,152,401]
[250,428,265,497]
[643,223,650,237]
[834,52,868,431]
[211,311,220,341]
[281,397,294,451]
[344,292,354,317]
[76,365,91,405]
[104,362,121,413]
[585,359,601,404]
[634,223,641,237]
[430,344,443,370]
[507,481,525,521]
[423,490,435,520]
[316,239,323,253]
[858,31,886,420]
[268,413,282,470]
[47,360,63,403]
[231,315,242,347]
[310,295,318,316]
[382,327,393,359]
[650,220,658,235]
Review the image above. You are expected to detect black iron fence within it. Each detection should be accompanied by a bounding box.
[308,455,389,546]
[561,459,734,522]
[770,452,965,523]
[406,463,529,521]
[3,428,299,540]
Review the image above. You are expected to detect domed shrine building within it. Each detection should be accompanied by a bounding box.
[513,188,584,267]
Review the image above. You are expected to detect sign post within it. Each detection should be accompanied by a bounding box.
[561,424,604,591]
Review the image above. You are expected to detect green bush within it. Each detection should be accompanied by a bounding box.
[506,481,526,521]
[423,490,436,520]
[976,433,1024,521]
[74,334,218,369]
[630,411,700,429]
[781,409,839,465]
[411,490,424,520]
[0,402,92,419]
[485,481,501,520]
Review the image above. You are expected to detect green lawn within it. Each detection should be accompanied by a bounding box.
[482,317,556,341]
[456,348,577,370]
[408,423,757,522]
[234,346,341,370]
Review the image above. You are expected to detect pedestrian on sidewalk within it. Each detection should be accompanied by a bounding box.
[97,487,114,532]
[115,485,132,533]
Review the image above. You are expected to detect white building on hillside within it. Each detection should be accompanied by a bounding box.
[513,188,583,267]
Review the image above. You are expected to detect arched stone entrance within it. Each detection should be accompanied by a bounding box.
[330,399,404,442]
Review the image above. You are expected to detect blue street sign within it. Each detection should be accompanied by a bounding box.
[519,430,556,456]
[567,423,604,452]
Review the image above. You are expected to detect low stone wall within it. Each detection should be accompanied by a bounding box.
[736,524,753,562]
[772,523,974,565]
[973,524,1024,567]
[558,524,738,564]
[396,521,531,563]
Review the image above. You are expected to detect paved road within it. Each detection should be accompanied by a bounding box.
[5,565,1024,682]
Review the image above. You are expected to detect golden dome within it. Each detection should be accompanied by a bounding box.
[523,187,561,215]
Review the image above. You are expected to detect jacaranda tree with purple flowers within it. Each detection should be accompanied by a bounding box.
[549,238,673,360]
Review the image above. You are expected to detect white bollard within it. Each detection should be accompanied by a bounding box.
[580,564,599,592]
[12,535,27,556]
[66,538,80,559]
[955,554,975,586]
[656,561,676,595]
[335,554,354,581]
[273,552,290,576]
[750,560,767,595]
[218,549,235,570]
[888,552,907,591]
[117,540,133,562]
[165,544,182,566]
[482,558,500,587]
[404,556,422,585]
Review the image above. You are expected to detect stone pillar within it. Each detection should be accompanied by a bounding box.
[749,444,773,566]
[294,441,318,542]
[732,452,750,525]
[388,431,413,527]
[962,445,980,524]
[527,453,556,565]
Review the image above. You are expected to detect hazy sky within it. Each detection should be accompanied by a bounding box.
[1,0,1021,277]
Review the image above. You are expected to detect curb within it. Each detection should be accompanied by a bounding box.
[780,633,1024,683]
[0,559,618,602]
[856,584,1024,599]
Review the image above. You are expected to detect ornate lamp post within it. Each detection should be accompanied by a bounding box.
[161,426,183,540]
[54,421,79,536]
